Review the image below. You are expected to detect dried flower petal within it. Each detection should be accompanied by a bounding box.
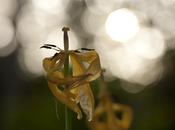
[90,95,133,130]
[70,51,97,121]
[43,51,83,119]
[42,49,102,121]
[69,50,102,89]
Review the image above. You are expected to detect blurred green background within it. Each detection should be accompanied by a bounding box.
[1,0,175,130]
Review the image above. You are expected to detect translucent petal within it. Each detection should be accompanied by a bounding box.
[70,52,95,121]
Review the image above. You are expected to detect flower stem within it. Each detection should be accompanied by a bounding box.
[62,27,71,130]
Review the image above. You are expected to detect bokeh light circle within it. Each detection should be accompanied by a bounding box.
[126,27,166,59]
[105,8,140,42]
[0,16,14,50]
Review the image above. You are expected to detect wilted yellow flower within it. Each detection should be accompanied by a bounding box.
[89,93,133,130]
[41,44,102,121]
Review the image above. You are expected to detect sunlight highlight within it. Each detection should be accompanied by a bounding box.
[85,0,124,15]
[106,45,163,86]
[93,36,163,86]
[32,0,69,14]
[0,16,14,49]
[126,27,165,59]
[0,16,15,56]
[105,8,140,42]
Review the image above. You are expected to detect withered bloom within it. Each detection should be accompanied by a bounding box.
[41,43,102,121]
[89,94,133,130]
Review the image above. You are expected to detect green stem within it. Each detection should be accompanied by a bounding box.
[62,27,71,130]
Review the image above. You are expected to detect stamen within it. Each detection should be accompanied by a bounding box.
[81,48,95,51]
[40,44,62,52]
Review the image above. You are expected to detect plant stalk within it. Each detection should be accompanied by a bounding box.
[62,27,71,130]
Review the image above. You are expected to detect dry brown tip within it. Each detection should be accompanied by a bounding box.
[62,27,70,32]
